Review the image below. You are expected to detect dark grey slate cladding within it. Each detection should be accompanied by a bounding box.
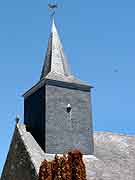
[24,86,45,151]
[45,84,94,154]
[23,18,94,155]
[40,20,71,80]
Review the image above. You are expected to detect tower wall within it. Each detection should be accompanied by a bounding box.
[45,84,94,154]
[24,86,45,150]
[23,19,94,155]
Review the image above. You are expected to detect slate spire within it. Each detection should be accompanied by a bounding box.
[40,19,71,80]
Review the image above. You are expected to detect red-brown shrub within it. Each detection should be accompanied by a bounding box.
[39,150,86,180]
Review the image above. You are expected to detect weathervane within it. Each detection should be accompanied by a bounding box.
[48,3,58,18]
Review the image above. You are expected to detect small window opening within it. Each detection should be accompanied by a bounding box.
[67,104,72,113]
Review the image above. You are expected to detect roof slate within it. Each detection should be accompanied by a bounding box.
[40,19,91,87]
[40,19,71,79]
[2,125,135,180]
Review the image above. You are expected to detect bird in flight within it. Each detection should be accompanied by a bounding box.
[48,3,58,10]
[114,69,118,73]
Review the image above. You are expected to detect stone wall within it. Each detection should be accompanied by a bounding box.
[1,124,45,180]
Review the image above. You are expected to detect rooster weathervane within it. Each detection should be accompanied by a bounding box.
[48,3,58,17]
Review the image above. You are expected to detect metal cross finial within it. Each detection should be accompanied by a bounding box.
[48,3,58,18]
[15,115,20,124]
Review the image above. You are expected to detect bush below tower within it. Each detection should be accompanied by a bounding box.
[38,150,87,180]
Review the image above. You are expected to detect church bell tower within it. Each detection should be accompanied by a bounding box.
[23,19,94,154]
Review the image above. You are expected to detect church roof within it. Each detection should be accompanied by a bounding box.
[2,124,135,180]
[40,19,92,87]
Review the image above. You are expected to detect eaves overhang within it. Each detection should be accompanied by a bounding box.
[23,78,93,99]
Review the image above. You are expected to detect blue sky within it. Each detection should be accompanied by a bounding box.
[0,0,135,174]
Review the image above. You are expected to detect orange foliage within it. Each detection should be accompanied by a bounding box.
[39,160,52,180]
[38,150,87,180]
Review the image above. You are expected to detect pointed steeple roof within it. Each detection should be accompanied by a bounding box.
[40,19,71,80]
[23,19,92,98]
[40,19,91,88]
